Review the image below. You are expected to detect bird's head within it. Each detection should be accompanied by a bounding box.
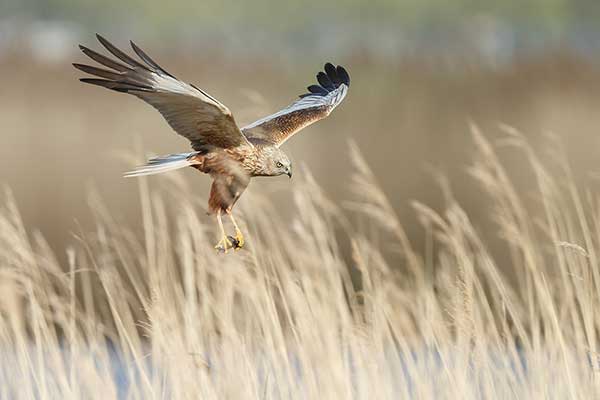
[258,147,292,178]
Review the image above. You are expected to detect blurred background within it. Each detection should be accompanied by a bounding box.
[3,0,600,254]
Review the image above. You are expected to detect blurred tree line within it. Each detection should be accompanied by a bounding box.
[4,0,600,33]
[3,0,600,60]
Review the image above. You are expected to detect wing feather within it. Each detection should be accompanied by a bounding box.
[241,63,349,147]
[75,34,250,150]
[96,34,151,71]
[79,45,131,72]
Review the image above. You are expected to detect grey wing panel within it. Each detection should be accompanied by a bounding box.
[241,63,349,147]
[75,34,250,150]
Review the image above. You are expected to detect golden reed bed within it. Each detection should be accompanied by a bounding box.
[1,127,600,398]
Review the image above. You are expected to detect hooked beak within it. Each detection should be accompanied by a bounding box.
[286,166,292,179]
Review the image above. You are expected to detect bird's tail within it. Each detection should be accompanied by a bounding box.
[124,152,200,177]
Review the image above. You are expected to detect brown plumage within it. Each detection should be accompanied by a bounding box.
[74,34,350,252]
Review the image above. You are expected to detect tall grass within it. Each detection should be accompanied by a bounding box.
[0,128,599,399]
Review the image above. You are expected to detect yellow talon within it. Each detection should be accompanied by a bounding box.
[214,211,245,253]
[227,212,245,250]
[215,210,232,254]
[214,236,233,253]
[234,229,245,250]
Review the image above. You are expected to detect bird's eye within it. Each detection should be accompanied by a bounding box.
[276,162,283,168]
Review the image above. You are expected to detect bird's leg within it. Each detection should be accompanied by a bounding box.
[227,211,245,250]
[214,209,233,253]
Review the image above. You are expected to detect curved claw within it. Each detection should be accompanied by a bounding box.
[228,235,241,250]
[233,230,245,250]
[215,236,234,253]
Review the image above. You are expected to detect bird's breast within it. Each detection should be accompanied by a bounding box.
[224,147,260,174]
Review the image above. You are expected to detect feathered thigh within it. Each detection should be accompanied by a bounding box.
[190,151,250,214]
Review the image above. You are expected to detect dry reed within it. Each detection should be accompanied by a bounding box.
[0,128,599,399]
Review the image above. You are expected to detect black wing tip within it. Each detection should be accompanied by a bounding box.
[94,33,113,49]
[72,62,94,72]
[76,34,170,92]
[298,62,350,98]
[95,33,112,46]
[73,62,97,75]
[78,44,96,55]
[324,62,349,86]
[79,77,152,93]
[335,65,350,86]
[80,77,112,88]
[129,39,175,78]
[80,33,170,77]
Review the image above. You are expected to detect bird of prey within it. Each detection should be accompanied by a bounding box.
[74,34,350,252]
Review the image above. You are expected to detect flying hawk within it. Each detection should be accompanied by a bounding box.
[74,34,350,252]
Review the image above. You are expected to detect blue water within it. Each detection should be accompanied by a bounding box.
[0,342,593,399]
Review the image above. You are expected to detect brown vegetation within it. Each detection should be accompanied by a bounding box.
[2,54,600,397]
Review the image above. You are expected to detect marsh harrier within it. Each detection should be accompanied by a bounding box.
[74,34,349,252]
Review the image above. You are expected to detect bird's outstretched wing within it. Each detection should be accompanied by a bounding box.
[74,34,250,150]
[241,63,349,147]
